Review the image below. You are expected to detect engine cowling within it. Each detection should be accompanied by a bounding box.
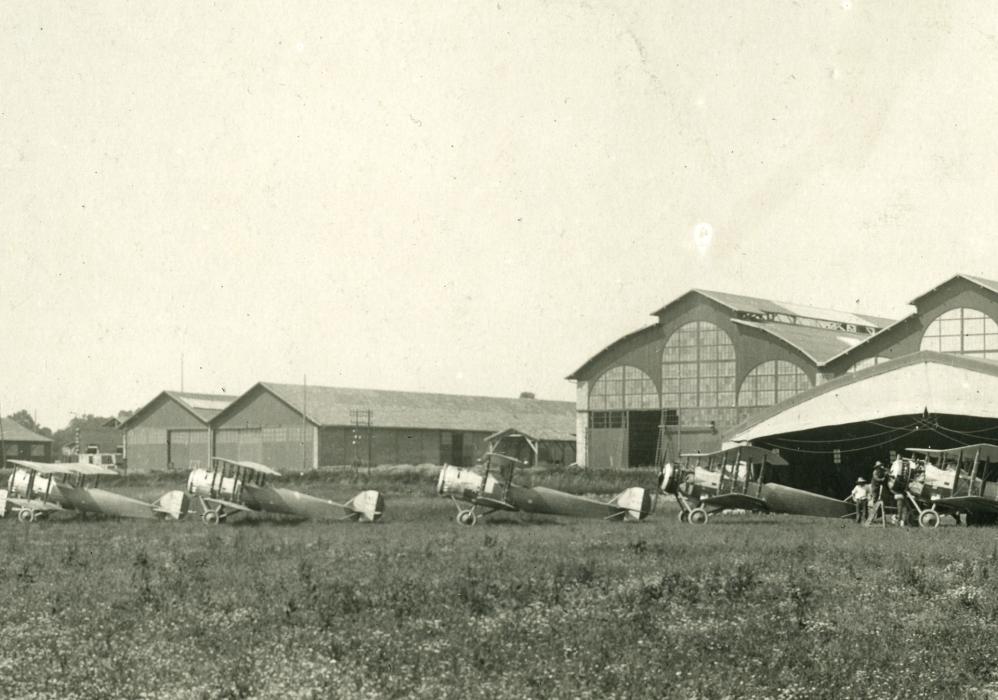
[437,465,485,501]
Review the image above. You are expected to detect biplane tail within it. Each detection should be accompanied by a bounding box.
[152,490,190,520]
[343,490,385,523]
[608,487,654,521]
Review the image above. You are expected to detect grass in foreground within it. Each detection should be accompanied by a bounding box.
[3,497,998,699]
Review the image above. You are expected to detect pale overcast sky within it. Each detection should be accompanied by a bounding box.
[3,1,998,428]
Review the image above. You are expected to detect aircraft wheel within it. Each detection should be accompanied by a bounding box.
[688,508,708,525]
[456,510,477,526]
[677,510,689,524]
[202,510,221,525]
[918,510,940,529]
[17,509,34,523]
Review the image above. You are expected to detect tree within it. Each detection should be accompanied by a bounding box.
[5,409,52,437]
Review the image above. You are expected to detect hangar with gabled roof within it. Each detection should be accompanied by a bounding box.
[210,382,576,471]
[120,391,236,472]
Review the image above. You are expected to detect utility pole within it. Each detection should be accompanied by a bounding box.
[302,375,309,471]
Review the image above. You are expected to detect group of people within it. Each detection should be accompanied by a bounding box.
[845,453,913,526]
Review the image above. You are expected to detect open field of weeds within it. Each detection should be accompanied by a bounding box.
[5,481,998,699]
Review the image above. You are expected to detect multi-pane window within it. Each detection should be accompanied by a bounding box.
[589,411,627,429]
[662,321,736,426]
[847,356,890,373]
[737,360,812,407]
[920,308,998,359]
[588,366,659,410]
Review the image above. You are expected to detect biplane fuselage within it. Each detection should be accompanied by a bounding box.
[662,446,853,524]
[436,457,652,526]
[187,458,384,524]
[900,444,998,526]
[1,460,188,522]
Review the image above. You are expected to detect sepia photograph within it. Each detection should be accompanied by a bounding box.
[4,1,998,698]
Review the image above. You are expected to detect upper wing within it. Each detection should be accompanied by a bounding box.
[214,457,281,477]
[7,460,74,475]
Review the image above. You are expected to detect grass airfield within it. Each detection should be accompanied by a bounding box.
[4,474,998,699]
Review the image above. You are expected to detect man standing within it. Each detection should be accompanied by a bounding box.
[889,455,909,526]
[846,477,870,524]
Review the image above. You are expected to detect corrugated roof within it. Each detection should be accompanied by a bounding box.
[689,289,894,328]
[121,390,237,428]
[732,320,869,364]
[257,382,577,437]
[0,418,52,443]
[167,391,236,422]
[910,273,998,306]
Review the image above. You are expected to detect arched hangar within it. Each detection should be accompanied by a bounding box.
[570,273,998,470]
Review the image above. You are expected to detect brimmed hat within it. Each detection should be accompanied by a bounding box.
[874,461,883,467]
[856,477,868,484]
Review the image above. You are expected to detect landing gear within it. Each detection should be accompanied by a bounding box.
[918,510,940,529]
[688,508,709,525]
[456,509,478,526]
[17,509,35,523]
[202,509,222,525]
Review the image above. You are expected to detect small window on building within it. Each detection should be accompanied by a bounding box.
[30,444,45,457]
[662,409,679,426]
[6,444,19,456]
[833,448,842,464]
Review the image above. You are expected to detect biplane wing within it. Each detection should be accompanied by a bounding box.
[198,496,255,514]
[212,457,282,476]
[469,496,519,512]
[7,459,117,477]
[700,493,769,512]
[930,495,998,514]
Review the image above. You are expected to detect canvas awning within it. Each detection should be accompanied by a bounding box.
[730,351,998,443]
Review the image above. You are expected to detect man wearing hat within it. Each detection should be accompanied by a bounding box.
[870,460,888,505]
[846,477,870,524]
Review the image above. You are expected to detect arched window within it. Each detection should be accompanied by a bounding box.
[589,365,659,411]
[920,308,998,358]
[847,356,890,373]
[662,321,736,425]
[737,360,812,408]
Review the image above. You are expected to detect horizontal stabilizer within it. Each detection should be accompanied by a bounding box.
[153,490,190,520]
[344,490,385,523]
[610,487,653,521]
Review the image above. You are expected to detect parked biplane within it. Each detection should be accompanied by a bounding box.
[436,452,653,526]
[899,443,998,528]
[0,459,188,522]
[659,445,853,524]
[186,457,385,524]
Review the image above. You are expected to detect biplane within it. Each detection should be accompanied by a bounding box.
[436,452,653,526]
[186,457,385,524]
[0,459,188,522]
[659,445,854,524]
[899,443,998,528]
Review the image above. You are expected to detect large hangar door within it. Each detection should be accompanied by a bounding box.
[588,411,627,468]
[215,428,263,463]
[627,411,660,467]
[167,430,209,471]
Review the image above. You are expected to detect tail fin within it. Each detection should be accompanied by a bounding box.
[152,490,190,520]
[344,490,385,523]
[610,487,653,521]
